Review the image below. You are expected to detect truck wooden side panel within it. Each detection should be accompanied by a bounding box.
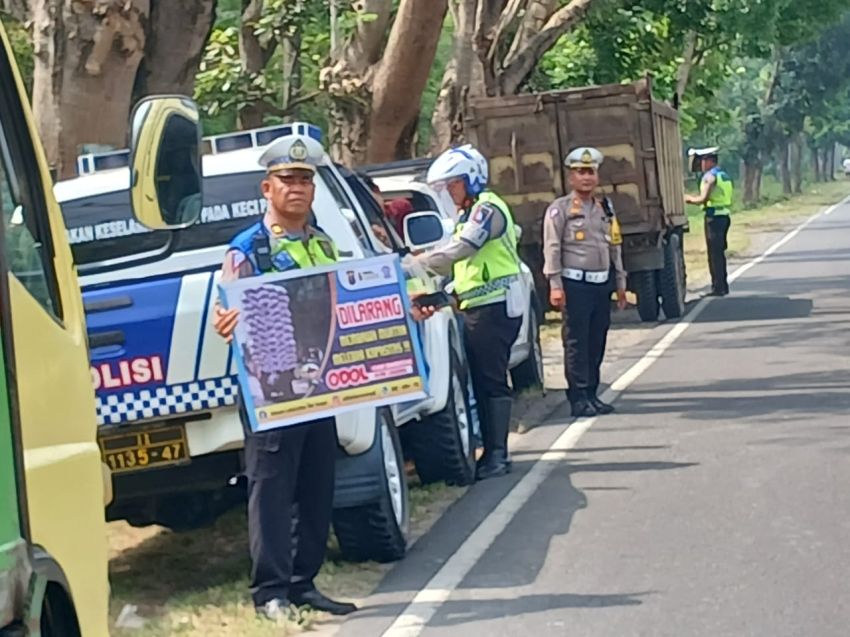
[466,80,686,293]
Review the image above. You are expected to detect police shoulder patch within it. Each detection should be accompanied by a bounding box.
[471,202,496,224]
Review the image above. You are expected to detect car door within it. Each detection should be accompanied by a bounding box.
[0,32,109,635]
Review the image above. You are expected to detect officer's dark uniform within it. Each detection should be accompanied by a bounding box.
[219,134,352,616]
[229,222,338,608]
[543,147,626,418]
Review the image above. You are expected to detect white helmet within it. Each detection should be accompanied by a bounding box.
[427,145,488,197]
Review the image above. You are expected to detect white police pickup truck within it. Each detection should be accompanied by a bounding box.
[57,124,477,563]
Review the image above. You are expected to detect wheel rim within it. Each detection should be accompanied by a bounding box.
[532,315,544,384]
[452,369,471,458]
[380,417,404,526]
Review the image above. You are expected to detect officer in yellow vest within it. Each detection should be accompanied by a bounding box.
[416,144,523,481]
[212,134,436,621]
[686,147,734,296]
[543,147,627,418]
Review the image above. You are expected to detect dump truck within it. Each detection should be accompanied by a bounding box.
[465,78,688,322]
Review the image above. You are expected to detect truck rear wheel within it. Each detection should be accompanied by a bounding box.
[659,231,687,319]
[632,270,660,322]
[333,409,409,562]
[403,350,476,486]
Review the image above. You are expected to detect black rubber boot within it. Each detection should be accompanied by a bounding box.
[476,397,512,481]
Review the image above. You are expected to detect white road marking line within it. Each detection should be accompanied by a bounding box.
[822,194,850,216]
[379,196,848,637]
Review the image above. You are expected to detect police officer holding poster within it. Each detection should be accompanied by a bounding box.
[212,133,436,622]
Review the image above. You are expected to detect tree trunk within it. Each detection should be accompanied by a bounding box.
[394,111,420,160]
[812,146,822,182]
[675,30,698,106]
[133,0,216,100]
[779,140,792,195]
[32,0,149,178]
[322,0,392,163]
[238,0,276,128]
[0,0,28,22]
[790,133,803,194]
[281,30,302,115]
[430,0,481,152]
[497,0,596,95]
[825,143,836,181]
[754,164,763,201]
[366,0,449,163]
[743,160,761,205]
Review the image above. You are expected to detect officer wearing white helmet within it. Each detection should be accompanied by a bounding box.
[543,147,627,418]
[686,147,733,296]
[211,133,356,621]
[417,144,523,480]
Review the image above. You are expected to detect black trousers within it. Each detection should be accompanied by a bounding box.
[463,302,522,404]
[242,411,337,607]
[705,215,731,294]
[561,278,611,404]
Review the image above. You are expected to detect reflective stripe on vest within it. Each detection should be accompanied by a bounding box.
[705,167,733,215]
[452,190,521,310]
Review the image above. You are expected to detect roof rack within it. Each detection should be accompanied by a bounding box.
[75,122,325,176]
[76,149,131,176]
[203,122,322,155]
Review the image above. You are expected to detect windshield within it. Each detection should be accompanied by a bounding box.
[59,166,365,268]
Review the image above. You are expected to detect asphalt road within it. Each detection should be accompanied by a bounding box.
[335,197,850,637]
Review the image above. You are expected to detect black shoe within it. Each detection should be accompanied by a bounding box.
[476,397,513,481]
[570,400,598,418]
[256,598,294,622]
[590,395,615,415]
[290,589,357,616]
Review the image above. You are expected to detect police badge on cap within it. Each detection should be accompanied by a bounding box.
[565,147,604,170]
[259,134,325,174]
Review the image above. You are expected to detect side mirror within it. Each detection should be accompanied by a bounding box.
[129,96,203,230]
[403,211,448,251]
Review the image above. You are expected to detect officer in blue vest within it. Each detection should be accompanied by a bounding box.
[686,147,734,296]
[213,134,438,621]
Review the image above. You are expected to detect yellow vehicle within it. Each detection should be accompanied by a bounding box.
[0,21,202,635]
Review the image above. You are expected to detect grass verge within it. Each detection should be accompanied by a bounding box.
[109,480,465,636]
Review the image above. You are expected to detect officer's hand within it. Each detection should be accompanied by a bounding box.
[213,306,240,343]
[616,289,627,311]
[550,288,566,309]
[410,304,437,322]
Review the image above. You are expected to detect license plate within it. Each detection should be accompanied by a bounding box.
[99,425,189,474]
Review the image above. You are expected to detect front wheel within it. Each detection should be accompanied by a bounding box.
[333,408,409,562]
[403,350,475,486]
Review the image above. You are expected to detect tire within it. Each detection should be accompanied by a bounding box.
[510,305,545,393]
[333,409,409,562]
[632,269,660,322]
[404,349,475,486]
[659,231,687,319]
[41,584,82,637]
